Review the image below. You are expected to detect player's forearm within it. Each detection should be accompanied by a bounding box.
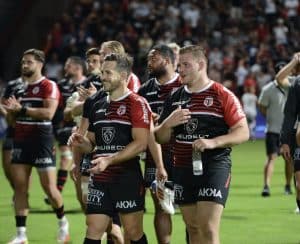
[154,122,172,144]
[0,104,7,117]
[275,59,297,86]
[72,147,84,167]
[148,132,165,170]
[110,139,148,165]
[25,107,56,120]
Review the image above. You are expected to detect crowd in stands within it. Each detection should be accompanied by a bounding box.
[44,0,300,97]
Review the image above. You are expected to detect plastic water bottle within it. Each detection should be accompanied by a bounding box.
[192,150,203,175]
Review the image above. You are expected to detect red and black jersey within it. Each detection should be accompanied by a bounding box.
[14,77,60,141]
[2,77,26,100]
[127,72,141,93]
[88,91,151,182]
[138,73,182,167]
[158,81,245,168]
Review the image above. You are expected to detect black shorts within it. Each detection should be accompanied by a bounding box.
[173,164,231,207]
[2,137,13,150]
[144,162,173,187]
[12,136,56,169]
[293,147,300,172]
[54,127,72,146]
[112,212,121,227]
[2,127,15,150]
[86,169,145,216]
[265,132,280,155]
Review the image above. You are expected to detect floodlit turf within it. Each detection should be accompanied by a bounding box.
[0,140,299,243]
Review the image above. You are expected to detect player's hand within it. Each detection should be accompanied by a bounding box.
[88,83,97,96]
[77,86,90,101]
[193,138,217,152]
[165,106,191,128]
[3,96,22,114]
[293,52,300,63]
[156,166,168,182]
[88,156,112,173]
[152,112,160,123]
[280,144,291,161]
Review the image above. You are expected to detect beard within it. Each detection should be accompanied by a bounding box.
[149,66,167,79]
[22,69,34,78]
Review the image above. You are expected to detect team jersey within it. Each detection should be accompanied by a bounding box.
[158,81,245,168]
[82,74,102,91]
[138,73,182,167]
[88,91,151,182]
[14,77,60,141]
[82,89,107,119]
[127,72,141,93]
[2,77,26,99]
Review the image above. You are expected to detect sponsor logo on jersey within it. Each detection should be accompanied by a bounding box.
[146,91,157,96]
[185,118,198,134]
[204,96,213,107]
[117,105,126,116]
[177,134,209,140]
[198,188,222,198]
[34,157,52,165]
[102,127,115,144]
[97,145,125,151]
[96,108,106,114]
[139,99,150,124]
[32,87,40,94]
[87,188,104,206]
[116,200,137,209]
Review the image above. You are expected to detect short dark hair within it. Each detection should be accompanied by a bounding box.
[68,56,87,74]
[104,53,133,77]
[23,48,45,63]
[151,44,175,65]
[85,48,100,58]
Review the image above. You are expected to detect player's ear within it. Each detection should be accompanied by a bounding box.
[120,71,128,82]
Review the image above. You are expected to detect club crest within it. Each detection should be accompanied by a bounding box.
[117,105,126,116]
[185,118,198,134]
[204,96,213,107]
[102,127,115,144]
[32,87,40,94]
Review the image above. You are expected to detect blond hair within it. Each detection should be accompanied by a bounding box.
[179,45,207,64]
[101,41,125,54]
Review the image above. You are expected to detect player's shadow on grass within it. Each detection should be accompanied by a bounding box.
[30,208,82,214]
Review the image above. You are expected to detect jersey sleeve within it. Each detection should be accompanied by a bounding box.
[83,96,93,119]
[131,96,151,129]
[127,73,141,93]
[44,80,60,100]
[158,92,176,124]
[258,86,269,107]
[222,87,246,127]
[87,104,95,133]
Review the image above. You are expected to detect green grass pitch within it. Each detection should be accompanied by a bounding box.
[0,140,299,243]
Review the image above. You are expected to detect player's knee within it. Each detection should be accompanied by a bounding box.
[123,225,143,240]
[86,219,106,237]
[199,222,218,241]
